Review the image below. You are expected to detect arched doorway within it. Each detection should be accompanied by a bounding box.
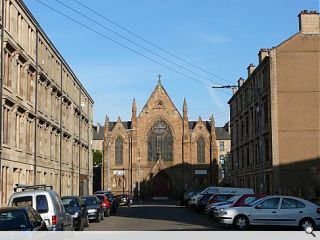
[152,172,172,198]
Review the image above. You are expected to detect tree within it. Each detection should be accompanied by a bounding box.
[93,150,102,166]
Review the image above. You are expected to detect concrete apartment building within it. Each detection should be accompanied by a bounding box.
[228,10,320,200]
[92,80,230,198]
[0,0,94,205]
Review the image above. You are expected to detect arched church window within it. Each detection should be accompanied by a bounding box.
[197,136,205,163]
[148,120,173,162]
[115,136,123,165]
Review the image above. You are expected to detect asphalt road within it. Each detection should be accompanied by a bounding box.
[86,201,228,231]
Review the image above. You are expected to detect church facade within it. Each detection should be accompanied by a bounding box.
[95,80,230,199]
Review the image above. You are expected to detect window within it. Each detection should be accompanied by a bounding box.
[12,196,32,207]
[115,137,123,165]
[219,141,224,151]
[36,195,49,214]
[197,136,205,164]
[259,198,280,209]
[2,107,9,145]
[281,198,305,209]
[148,120,173,162]
[219,155,225,165]
[264,136,269,162]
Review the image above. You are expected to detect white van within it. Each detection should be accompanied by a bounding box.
[188,187,254,207]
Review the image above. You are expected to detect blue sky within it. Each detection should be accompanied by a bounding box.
[24,0,319,126]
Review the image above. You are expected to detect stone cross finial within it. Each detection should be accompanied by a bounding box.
[157,74,162,84]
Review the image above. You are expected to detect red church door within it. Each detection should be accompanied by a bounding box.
[152,173,171,197]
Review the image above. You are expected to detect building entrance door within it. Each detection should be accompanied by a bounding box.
[152,172,171,198]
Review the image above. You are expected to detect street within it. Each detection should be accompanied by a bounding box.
[86,201,227,231]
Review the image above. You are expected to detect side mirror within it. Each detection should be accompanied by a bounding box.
[255,204,262,209]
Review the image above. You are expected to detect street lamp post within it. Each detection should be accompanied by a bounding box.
[212,85,264,193]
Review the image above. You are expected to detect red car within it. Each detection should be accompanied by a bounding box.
[95,194,111,217]
[230,193,266,207]
[207,194,236,205]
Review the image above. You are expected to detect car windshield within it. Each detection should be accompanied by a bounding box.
[82,197,98,205]
[0,210,29,230]
[61,198,79,208]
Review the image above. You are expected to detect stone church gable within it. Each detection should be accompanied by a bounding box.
[138,80,182,120]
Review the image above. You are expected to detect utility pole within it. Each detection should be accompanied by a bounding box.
[212,85,263,192]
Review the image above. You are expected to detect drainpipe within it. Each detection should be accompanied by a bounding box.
[33,30,39,185]
[59,64,62,195]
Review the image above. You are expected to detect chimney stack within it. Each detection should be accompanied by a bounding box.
[237,77,244,88]
[247,63,255,77]
[298,10,320,34]
[258,48,269,63]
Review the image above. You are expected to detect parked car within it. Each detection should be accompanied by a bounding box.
[189,187,253,208]
[218,195,320,230]
[196,193,215,212]
[61,196,89,230]
[81,195,104,222]
[205,193,236,211]
[181,190,200,207]
[0,206,48,231]
[207,194,266,216]
[95,194,111,217]
[8,184,73,231]
[116,194,132,206]
[94,190,118,214]
[205,195,240,215]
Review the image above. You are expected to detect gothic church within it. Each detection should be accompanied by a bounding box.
[96,80,230,199]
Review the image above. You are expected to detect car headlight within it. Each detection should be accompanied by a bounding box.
[72,212,79,218]
[220,211,228,216]
[88,209,97,213]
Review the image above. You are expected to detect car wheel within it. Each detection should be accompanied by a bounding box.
[105,209,110,217]
[79,220,84,231]
[299,218,315,231]
[84,216,89,227]
[233,215,249,230]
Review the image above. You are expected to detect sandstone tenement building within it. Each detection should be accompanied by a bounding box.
[228,10,320,200]
[93,80,230,198]
[0,0,94,205]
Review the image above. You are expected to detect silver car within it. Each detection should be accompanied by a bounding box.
[218,195,320,230]
[8,184,73,231]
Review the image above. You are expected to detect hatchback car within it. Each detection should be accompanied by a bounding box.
[94,190,118,214]
[81,196,104,222]
[0,206,48,231]
[61,196,88,230]
[116,194,132,206]
[95,194,111,217]
[218,195,320,230]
